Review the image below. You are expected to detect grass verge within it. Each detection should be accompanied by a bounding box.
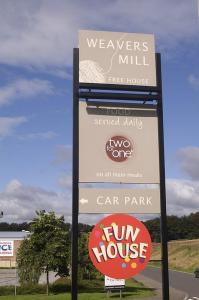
[0,279,155,299]
[151,239,199,273]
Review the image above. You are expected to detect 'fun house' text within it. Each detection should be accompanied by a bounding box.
[92,224,149,263]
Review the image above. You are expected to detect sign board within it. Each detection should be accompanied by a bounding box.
[89,214,152,279]
[105,276,125,289]
[79,102,160,183]
[0,241,14,256]
[79,188,160,214]
[79,30,156,86]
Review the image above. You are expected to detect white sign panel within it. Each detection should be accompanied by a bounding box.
[79,102,160,184]
[0,241,14,256]
[105,276,125,288]
[79,30,156,86]
[79,188,160,214]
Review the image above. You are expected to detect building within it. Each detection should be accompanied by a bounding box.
[0,232,29,268]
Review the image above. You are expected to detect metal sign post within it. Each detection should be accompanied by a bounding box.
[71,48,79,300]
[156,53,170,300]
[72,44,170,299]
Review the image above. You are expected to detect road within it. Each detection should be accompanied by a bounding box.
[0,269,58,286]
[141,266,199,299]
[0,269,17,286]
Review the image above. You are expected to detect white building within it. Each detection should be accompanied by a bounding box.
[0,232,29,268]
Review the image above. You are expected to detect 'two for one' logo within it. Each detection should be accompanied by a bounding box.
[105,136,133,162]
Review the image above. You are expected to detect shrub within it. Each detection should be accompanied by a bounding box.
[50,278,71,294]
[0,286,16,296]
[0,277,104,296]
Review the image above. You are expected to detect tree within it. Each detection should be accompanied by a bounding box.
[17,238,41,284]
[145,217,161,242]
[17,211,70,295]
[78,232,101,280]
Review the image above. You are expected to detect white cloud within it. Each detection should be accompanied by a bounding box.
[166,178,199,216]
[188,74,199,88]
[0,0,73,68]
[18,131,58,141]
[0,179,71,223]
[0,78,54,107]
[33,67,72,80]
[0,0,197,72]
[5,179,23,192]
[177,147,199,180]
[0,116,27,138]
[58,175,72,189]
[54,145,72,165]
[198,0,199,18]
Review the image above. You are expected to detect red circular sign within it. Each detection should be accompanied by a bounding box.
[89,214,152,279]
[105,136,133,162]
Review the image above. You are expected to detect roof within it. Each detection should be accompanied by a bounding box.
[0,231,29,240]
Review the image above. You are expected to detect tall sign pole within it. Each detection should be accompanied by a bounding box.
[72,48,79,300]
[156,53,170,300]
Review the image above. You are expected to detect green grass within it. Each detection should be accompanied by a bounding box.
[0,296,66,300]
[0,279,155,299]
[148,261,161,268]
[151,239,199,273]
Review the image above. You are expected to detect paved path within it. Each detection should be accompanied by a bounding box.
[0,269,58,286]
[136,266,199,299]
[0,269,17,286]
[135,272,186,300]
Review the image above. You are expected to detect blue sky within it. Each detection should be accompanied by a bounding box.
[0,0,199,223]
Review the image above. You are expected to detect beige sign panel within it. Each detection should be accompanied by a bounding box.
[79,30,156,86]
[79,102,160,184]
[79,188,160,214]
